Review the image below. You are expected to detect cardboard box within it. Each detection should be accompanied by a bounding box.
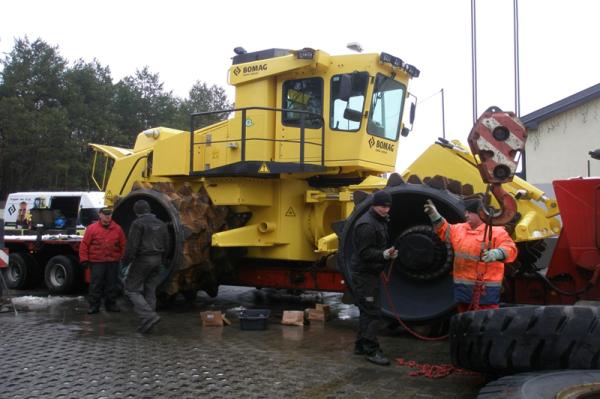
[307,309,328,321]
[316,304,330,315]
[281,310,305,326]
[308,304,331,322]
[200,311,230,327]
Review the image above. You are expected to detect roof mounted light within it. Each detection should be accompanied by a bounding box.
[294,48,315,60]
[404,64,420,78]
[347,42,363,53]
[143,128,160,139]
[379,52,420,78]
[380,52,394,64]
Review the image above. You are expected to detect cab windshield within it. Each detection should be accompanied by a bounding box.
[367,74,406,141]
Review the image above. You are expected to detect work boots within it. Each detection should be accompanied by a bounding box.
[354,342,367,355]
[138,315,161,334]
[366,351,390,366]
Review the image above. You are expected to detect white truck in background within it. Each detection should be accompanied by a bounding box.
[1,192,104,293]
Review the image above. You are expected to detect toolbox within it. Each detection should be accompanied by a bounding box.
[239,309,270,330]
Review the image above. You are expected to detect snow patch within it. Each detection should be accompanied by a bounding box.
[10,295,84,309]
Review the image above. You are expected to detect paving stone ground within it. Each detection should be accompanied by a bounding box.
[0,287,486,398]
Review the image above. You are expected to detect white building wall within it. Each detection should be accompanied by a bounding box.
[526,96,600,185]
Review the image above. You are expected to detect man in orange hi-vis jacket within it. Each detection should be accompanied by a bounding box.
[424,197,517,313]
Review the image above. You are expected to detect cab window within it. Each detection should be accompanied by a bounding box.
[330,72,369,131]
[367,74,406,141]
[282,77,323,128]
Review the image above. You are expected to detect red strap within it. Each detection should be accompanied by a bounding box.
[468,275,485,311]
[396,358,480,379]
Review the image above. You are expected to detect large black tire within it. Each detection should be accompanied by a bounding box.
[44,255,79,294]
[3,252,40,289]
[477,370,600,398]
[450,306,600,374]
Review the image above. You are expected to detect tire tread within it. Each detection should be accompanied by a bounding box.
[450,305,600,373]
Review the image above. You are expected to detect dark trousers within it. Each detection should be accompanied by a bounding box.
[88,262,120,308]
[352,272,384,354]
[125,256,162,324]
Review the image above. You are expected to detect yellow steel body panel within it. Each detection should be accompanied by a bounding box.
[194,77,278,171]
[132,127,185,152]
[228,54,316,86]
[104,150,152,203]
[212,224,280,247]
[204,178,273,206]
[89,143,132,159]
[211,178,347,261]
[402,141,561,242]
[153,131,190,176]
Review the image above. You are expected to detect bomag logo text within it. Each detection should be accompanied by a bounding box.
[375,140,394,152]
[243,64,267,74]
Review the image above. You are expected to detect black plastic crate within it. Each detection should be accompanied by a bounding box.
[239,309,270,331]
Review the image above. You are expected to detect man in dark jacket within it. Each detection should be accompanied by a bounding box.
[350,190,398,366]
[79,207,127,314]
[122,199,169,333]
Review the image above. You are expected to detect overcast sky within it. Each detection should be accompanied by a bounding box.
[1,0,598,171]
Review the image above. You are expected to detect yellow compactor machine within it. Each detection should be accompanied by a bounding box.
[90,47,559,321]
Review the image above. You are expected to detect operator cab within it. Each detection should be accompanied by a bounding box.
[183,48,419,178]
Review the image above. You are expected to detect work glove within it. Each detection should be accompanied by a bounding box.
[482,248,505,263]
[383,247,398,260]
[423,199,442,223]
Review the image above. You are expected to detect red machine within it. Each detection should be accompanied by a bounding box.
[510,177,600,304]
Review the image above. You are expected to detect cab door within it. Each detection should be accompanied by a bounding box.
[275,77,324,165]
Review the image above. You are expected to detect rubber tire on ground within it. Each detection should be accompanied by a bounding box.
[450,305,600,374]
[3,252,39,289]
[477,370,600,399]
[44,255,78,294]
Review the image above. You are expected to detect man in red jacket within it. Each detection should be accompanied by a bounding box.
[79,207,127,314]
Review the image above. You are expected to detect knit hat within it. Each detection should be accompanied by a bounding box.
[133,199,151,215]
[99,207,113,215]
[372,190,392,207]
[463,198,482,213]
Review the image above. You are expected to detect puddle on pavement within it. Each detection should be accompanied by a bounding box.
[4,285,360,342]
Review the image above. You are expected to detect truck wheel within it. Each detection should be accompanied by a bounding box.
[477,370,600,398]
[3,252,39,289]
[45,255,77,294]
[450,305,600,374]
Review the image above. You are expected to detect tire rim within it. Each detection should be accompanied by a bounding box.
[50,264,67,287]
[556,383,600,399]
[8,264,22,283]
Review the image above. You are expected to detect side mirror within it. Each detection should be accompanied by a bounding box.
[338,74,352,102]
[401,93,417,136]
[343,108,362,122]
